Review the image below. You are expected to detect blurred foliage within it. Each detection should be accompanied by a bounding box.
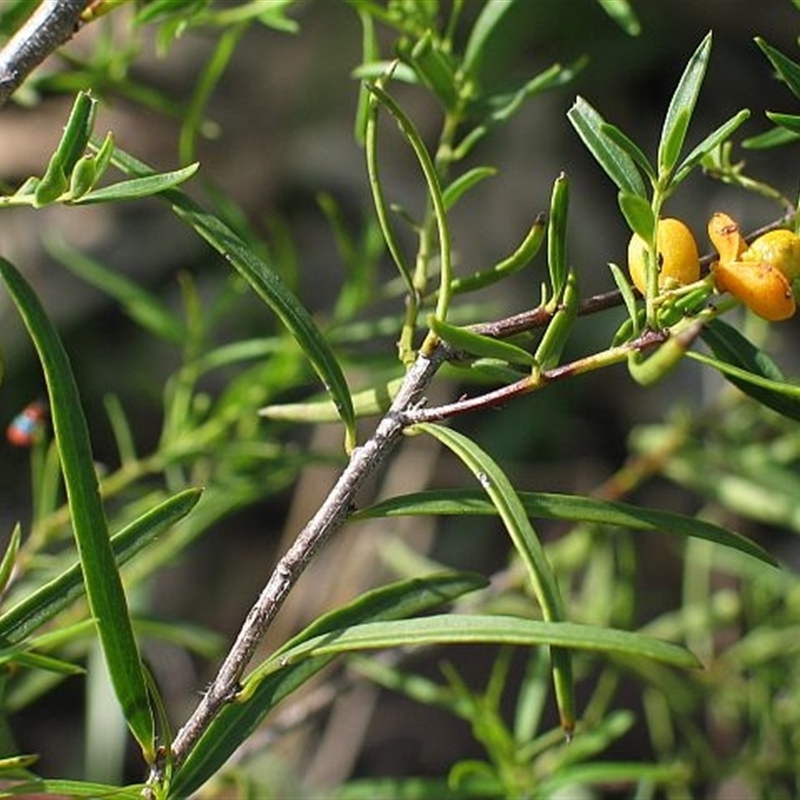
[0,1,799,799]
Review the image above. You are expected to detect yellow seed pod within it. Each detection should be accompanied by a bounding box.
[628,218,700,294]
[709,213,798,321]
[708,212,746,265]
[713,258,796,321]
[742,229,800,281]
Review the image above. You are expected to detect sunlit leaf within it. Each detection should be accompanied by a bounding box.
[658,32,712,176]
[353,488,776,566]
[568,96,646,196]
[0,258,155,758]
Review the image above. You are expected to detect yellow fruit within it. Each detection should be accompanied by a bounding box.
[709,213,799,321]
[713,258,796,322]
[742,229,800,281]
[708,212,746,265]
[628,218,700,294]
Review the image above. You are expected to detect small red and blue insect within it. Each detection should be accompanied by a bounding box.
[7,400,48,447]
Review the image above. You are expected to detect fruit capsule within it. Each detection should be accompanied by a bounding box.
[713,257,795,321]
[741,228,800,281]
[628,218,700,295]
[708,212,746,265]
[709,213,798,321]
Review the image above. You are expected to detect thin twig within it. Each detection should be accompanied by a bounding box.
[0,0,91,108]
[401,328,669,425]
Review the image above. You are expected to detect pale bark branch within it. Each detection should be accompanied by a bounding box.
[0,0,91,108]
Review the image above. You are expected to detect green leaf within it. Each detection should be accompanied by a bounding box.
[457,59,585,160]
[442,166,497,211]
[73,162,199,204]
[402,31,458,110]
[366,82,453,328]
[0,259,155,759]
[413,423,575,732]
[672,109,750,186]
[170,572,486,798]
[534,269,579,370]
[47,236,185,344]
[179,22,245,165]
[567,96,646,196]
[414,426,565,620]
[0,778,143,798]
[5,650,84,676]
[608,262,641,337]
[756,36,800,101]
[699,318,800,421]
[618,192,655,242]
[742,124,800,150]
[600,121,655,182]
[0,524,21,596]
[547,172,569,302]
[658,32,712,177]
[0,489,202,644]
[450,214,546,295]
[595,0,641,35]
[67,155,97,200]
[539,760,689,796]
[429,316,535,365]
[260,376,403,423]
[765,111,800,135]
[364,76,415,299]
[462,0,517,79]
[269,614,701,670]
[34,91,98,207]
[352,488,777,566]
[107,144,357,452]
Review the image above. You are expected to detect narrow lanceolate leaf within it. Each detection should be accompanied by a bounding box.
[756,36,800,101]
[672,109,750,186]
[0,524,21,595]
[567,96,646,197]
[0,489,202,644]
[595,0,641,35]
[34,91,98,207]
[73,163,199,204]
[366,82,453,328]
[700,318,800,422]
[270,614,700,670]
[107,144,357,451]
[429,316,535,365]
[658,32,712,177]
[765,111,800,136]
[450,214,546,295]
[462,0,517,79]
[0,779,143,799]
[170,572,486,798]
[352,488,777,566]
[547,172,569,302]
[600,121,656,182]
[414,423,575,733]
[442,166,497,211]
[0,258,155,760]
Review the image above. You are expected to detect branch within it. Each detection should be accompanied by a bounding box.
[166,348,446,769]
[0,0,91,108]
